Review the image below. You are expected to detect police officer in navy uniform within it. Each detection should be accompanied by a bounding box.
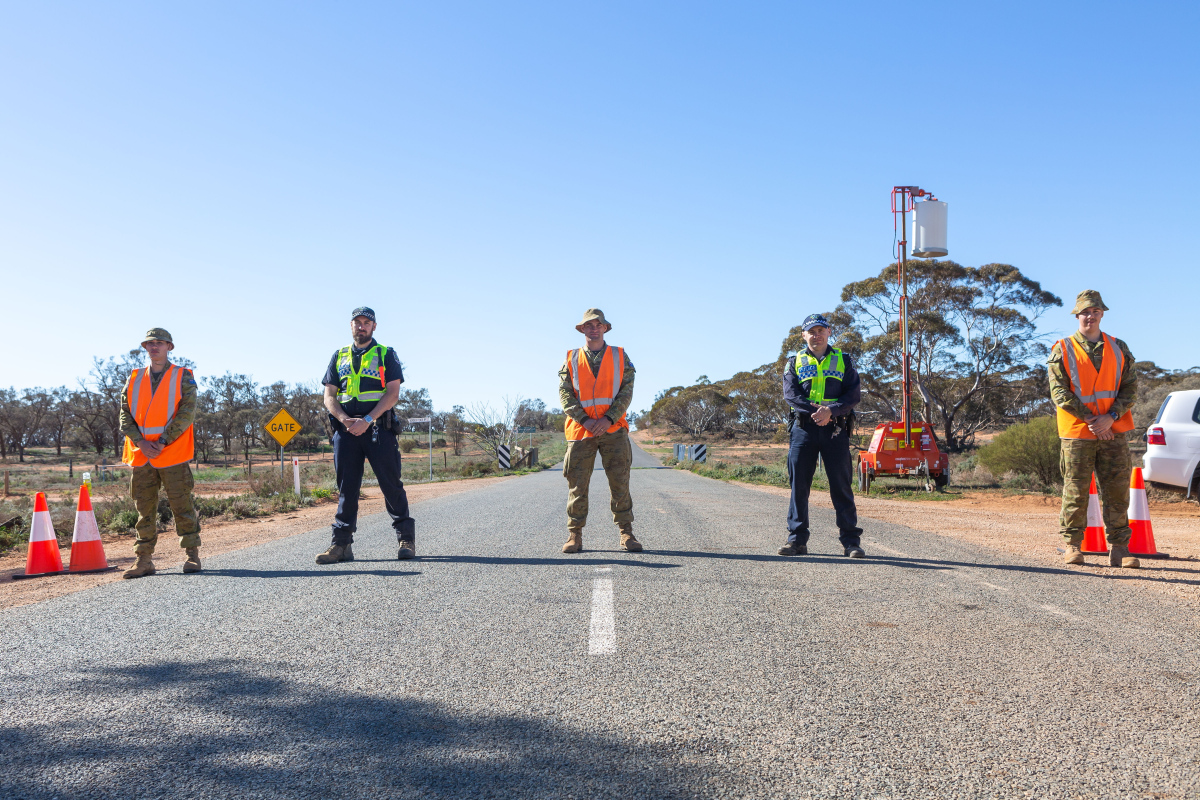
[317,306,417,564]
[779,314,865,558]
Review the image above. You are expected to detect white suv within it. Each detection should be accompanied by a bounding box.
[1143,389,1200,500]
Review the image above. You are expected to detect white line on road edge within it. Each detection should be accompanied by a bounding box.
[589,568,615,655]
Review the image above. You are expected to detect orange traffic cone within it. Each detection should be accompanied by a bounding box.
[15,492,64,579]
[68,485,113,573]
[1128,467,1168,558]
[1080,474,1108,554]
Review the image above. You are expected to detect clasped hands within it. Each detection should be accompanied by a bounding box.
[138,439,166,458]
[582,416,611,436]
[811,406,834,427]
[342,418,373,436]
[1085,414,1116,440]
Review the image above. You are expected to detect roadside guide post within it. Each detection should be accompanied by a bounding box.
[265,408,303,485]
[407,417,433,480]
[292,457,301,496]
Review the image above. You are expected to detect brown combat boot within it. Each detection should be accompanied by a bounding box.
[620,529,643,552]
[122,554,156,579]
[182,547,202,573]
[315,543,353,564]
[1063,543,1084,565]
[562,531,583,554]
[1109,544,1141,569]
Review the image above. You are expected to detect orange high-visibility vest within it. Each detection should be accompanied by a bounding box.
[121,365,196,468]
[564,346,629,441]
[1055,334,1135,439]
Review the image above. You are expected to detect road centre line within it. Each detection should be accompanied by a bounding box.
[589,567,615,655]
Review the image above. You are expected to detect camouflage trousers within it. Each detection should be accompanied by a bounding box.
[564,427,634,534]
[1059,435,1132,547]
[130,462,201,556]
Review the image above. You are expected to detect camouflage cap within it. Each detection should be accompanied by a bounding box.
[802,313,831,331]
[1071,290,1109,315]
[141,328,174,349]
[576,308,612,333]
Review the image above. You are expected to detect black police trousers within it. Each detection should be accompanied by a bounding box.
[786,417,862,548]
[332,425,416,546]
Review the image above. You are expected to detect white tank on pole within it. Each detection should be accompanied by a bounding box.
[911,199,948,257]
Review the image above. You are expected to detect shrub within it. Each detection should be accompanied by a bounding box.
[248,470,292,498]
[1000,471,1054,493]
[107,509,140,532]
[458,460,496,477]
[228,498,264,518]
[194,497,234,519]
[311,487,334,500]
[399,438,418,453]
[978,417,1061,488]
[434,438,447,448]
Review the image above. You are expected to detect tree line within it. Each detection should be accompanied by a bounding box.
[0,350,563,463]
[644,260,1198,450]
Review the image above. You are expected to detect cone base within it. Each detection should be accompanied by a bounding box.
[1130,551,1170,559]
[12,565,119,580]
[11,570,66,581]
[1080,549,1109,555]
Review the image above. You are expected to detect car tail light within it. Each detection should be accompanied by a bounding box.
[1146,427,1167,446]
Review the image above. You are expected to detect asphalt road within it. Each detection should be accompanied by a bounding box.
[3,442,1200,798]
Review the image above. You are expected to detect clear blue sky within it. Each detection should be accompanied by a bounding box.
[2,1,1196,413]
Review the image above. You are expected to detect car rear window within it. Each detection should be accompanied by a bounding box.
[1154,396,1171,424]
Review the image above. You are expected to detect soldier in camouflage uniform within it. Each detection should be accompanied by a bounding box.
[559,309,640,553]
[119,328,202,578]
[1048,290,1139,568]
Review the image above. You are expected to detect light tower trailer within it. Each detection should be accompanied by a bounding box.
[858,186,951,494]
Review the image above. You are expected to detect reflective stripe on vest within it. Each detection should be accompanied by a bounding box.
[336,344,388,403]
[564,345,629,441]
[1055,334,1134,439]
[795,348,846,404]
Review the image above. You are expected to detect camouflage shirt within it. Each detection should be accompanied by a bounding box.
[558,346,636,425]
[1047,331,1137,421]
[119,364,198,446]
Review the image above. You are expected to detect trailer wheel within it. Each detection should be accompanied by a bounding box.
[857,458,872,494]
[934,472,949,490]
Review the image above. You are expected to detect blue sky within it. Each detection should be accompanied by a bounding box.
[2,1,1196,414]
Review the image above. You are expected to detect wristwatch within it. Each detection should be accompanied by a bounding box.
[363,414,374,425]
[1109,410,1120,421]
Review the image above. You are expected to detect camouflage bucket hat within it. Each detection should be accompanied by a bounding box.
[576,308,612,333]
[141,328,174,349]
[1071,290,1109,315]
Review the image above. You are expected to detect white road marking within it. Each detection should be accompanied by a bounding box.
[589,569,616,655]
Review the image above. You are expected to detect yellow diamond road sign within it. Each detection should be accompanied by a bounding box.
[266,408,302,447]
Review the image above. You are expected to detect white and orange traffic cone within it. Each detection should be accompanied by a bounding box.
[1080,473,1108,554]
[15,492,65,579]
[1128,467,1168,558]
[68,485,113,573]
